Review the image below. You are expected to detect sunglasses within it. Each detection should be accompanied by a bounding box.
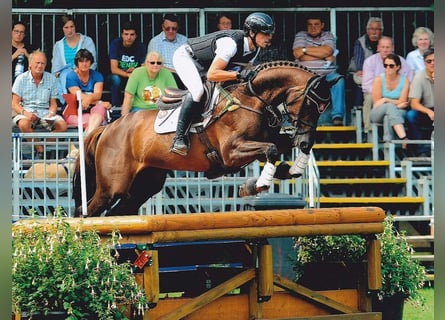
[383,63,396,69]
[149,61,162,65]
[425,59,434,64]
[164,26,177,31]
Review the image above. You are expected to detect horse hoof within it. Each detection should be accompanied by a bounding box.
[274,161,292,180]
[239,178,258,197]
[255,185,270,194]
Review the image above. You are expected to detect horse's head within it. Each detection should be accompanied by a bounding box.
[284,74,336,154]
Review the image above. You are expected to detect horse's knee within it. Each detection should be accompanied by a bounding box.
[265,144,279,162]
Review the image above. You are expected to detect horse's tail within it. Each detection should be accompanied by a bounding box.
[72,126,106,216]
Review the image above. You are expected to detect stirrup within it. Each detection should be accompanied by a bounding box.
[170,137,189,156]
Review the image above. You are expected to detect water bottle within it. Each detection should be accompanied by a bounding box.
[14,54,25,79]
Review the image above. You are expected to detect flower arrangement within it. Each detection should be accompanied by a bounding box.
[293,216,426,306]
[12,211,148,319]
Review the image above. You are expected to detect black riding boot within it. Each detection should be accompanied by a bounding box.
[170,94,197,156]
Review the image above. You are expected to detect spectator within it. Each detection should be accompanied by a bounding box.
[406,47,434,157]
[292,14,345,126]
[406,27,434,74]
[12,50,68,158]
[12,20,36,84]
[51,14,97,104]
[65,49,111,135]
[216,14,233,31]
[370,53,410,144]
[348,17,384,107]
[121,51,177,115]
[108,21,146,108]
[361,36,413,135]
[171,12,275,156]
[147,14,187,87]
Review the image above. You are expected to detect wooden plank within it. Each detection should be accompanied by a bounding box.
[146,290,359,320]
[258,313,381,319]
[148,223,384,243]
[158,269,256,320]
[272,275,360,314]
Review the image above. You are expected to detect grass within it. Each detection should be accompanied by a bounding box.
[404,286,434,320]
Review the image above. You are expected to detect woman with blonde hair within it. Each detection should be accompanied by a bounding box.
[121,51,177,115]
[406,27,434,73]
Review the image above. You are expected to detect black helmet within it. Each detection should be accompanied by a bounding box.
[243,12,275,35]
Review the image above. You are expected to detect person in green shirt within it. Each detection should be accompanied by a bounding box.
[121,50,177,115]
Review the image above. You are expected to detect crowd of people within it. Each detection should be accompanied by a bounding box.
[11,12,434,158]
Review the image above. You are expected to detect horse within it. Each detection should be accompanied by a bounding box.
[73,60,337,217]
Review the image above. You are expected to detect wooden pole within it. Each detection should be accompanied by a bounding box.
[144,250,159,306]
[146,223,384,243]
[258,244,273,301]
[14,207,385,236]
[367,239,382,290]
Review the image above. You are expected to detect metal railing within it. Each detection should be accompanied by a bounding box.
[12,7,433,76]
[12,132,311,219]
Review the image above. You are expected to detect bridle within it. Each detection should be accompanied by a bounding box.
[246,74,330,136]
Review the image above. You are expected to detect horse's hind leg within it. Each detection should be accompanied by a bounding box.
[108,168,168,215]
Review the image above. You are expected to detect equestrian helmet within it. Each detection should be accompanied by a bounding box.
[243,12,275,35]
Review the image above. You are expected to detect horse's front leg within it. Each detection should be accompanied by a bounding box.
[232,142,280,197]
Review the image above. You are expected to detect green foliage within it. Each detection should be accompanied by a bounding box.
[378,216,426,305]
[293,216,426,306]
[12,213,148,319]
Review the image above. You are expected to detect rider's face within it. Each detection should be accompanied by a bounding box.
[255,32,273,48]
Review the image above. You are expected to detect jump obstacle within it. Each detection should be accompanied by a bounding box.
[15,207,385,320]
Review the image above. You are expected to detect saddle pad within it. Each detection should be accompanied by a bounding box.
[154,107,212,134]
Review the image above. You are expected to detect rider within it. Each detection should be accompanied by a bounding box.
[170,12,275,156]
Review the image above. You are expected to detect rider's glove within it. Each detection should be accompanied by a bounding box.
[237,69,256,82]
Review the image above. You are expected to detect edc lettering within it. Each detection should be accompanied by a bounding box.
[119,55,140,70]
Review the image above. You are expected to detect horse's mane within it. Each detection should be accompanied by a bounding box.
[253,60,317,75]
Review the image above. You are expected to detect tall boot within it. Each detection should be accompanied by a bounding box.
[170,93,197,156]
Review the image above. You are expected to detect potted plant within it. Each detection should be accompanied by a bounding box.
[12,211,148,320]
[293,216,426,320]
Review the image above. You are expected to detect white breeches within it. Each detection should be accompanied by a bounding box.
[172,45,204,103]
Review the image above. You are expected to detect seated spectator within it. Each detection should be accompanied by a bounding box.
[370,53,410,144]
[51,14,97,104]
[362,36,413,135]
[65,49,111,135]
[216,14,233,31]
[121,51,177,116]
[12,20,36,84]
[347,17,383,107]
[406,27,434,74]
[12,50,68,158]
[292,14,345,126]
[147,14,187,88]
[108,21,146,108]
[406,47,434,157]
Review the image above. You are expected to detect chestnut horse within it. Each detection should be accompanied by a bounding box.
[73,61,337,217]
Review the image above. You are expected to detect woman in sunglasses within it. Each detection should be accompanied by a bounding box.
[370,53,410,145]
[121,51,177,115]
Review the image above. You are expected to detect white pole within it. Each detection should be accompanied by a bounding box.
[76,90,88,217]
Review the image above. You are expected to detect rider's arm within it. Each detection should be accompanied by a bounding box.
[207,37,239,82]
[207,57,239,82]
